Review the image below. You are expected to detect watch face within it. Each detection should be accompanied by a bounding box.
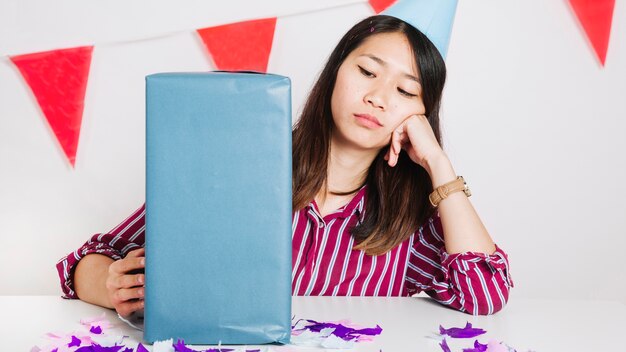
[459,176,471,197]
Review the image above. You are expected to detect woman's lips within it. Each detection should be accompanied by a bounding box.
[354,114,383,128]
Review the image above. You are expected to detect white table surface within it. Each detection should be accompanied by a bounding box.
[3,295,624,351]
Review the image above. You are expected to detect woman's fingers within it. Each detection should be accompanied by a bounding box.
[126,247,145,258]
[105,249,146,318]
[116,299,145,318]
[109,256,145,276]
[112,273,144,290]
[388,124,411,167]
[113,286,144,303]
[109,285,145,318]
[393,128,403,153]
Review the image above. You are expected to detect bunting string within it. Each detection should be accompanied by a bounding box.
[4,0,617,168]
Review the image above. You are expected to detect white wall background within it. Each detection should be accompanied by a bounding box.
[1,0,624,304]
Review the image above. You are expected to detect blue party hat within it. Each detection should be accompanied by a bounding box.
[383,0,459,58]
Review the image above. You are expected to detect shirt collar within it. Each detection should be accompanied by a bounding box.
[308,185,367,221]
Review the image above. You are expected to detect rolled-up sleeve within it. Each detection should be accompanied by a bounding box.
[55,203,146,299]
[404,214,513,315]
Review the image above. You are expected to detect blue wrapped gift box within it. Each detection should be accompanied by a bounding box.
[145,72,292,345]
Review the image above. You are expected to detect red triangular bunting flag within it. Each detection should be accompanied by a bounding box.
[568,0,615,66]
[197,18,277,73]
[10,46,93,167]
[369,0,397,14]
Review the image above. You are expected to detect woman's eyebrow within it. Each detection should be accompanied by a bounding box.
[358,53,421,84]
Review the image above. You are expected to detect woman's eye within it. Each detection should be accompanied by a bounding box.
[358,66,375,77]
[398,88,418,98]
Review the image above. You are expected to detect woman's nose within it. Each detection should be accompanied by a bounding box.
[364,86,387,110]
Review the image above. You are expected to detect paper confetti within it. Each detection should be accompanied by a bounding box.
[439,322,487,338]
[435,322,534,352]
[32,318,277,352]
[485,340,511,352]
[69,336,82,348]
[440,338,452,352]
[74,345,124,352]
[461,339,488,352]
[290,318,382,349]
[152,339,175,352]
[33,314,381,351]
[172,339,234,352]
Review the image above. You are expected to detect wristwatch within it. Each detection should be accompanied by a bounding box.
[429,176,471,207]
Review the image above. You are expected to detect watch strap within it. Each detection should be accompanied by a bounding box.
[429,176,471,207]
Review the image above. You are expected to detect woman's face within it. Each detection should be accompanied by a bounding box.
[331,31,426,151]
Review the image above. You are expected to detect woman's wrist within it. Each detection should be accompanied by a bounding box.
[75,254,115,309]
[424,152,456,188]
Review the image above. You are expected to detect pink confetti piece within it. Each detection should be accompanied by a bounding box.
[486,340,510,352]
[79,313,107,325]
[439,322,487,339]
[80,313,114,332]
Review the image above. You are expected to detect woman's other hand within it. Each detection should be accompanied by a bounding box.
[104,248,145,317]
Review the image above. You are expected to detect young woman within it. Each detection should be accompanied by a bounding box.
[57,15,513,318]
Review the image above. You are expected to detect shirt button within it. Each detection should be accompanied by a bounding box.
[319,222,325,228]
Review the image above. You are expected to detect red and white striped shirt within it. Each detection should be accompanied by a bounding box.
[57,187,513,315]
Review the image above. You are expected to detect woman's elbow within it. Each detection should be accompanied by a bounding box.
[465,283,510,315]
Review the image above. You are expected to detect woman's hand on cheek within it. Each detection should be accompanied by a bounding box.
[384,114,444,169]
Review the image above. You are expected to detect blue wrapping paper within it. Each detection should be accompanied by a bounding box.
[145,72,292,345]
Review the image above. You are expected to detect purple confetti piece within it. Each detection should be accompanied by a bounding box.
[51,349,58,352]
[440,338,452,352]
[136,343,149,352]
[439,322,487,339]
[94,345,125,352]
[122,348,133,352]
[293,319,382,342]
[76,344,124,352]
[90,325,103,334]
[68,335,82,347]
[462,339,488,352]
[245,350,261,352]
[173,340,196,352]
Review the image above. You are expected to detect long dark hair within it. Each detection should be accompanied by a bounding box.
[292,15,447,255]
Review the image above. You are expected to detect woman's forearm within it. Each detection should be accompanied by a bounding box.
[74,254,115,309]
[425,153,496,255]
